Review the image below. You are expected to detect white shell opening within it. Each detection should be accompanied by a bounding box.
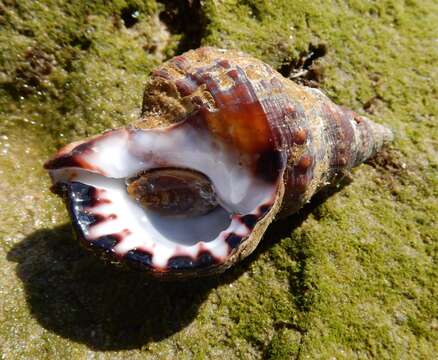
[48,120,280,269]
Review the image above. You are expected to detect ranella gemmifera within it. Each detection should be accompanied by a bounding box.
[45,47,393,279]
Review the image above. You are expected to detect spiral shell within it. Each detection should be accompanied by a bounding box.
[45,47,393,279]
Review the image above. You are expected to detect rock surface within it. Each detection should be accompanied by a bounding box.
[0,1,437,358]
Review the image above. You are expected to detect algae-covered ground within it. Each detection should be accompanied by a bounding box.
[1,0,437,358]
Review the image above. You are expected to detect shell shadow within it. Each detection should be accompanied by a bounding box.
[7,224,218,350]
[7,177,351,351]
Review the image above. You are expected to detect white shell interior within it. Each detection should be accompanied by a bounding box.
[49,122,278,268]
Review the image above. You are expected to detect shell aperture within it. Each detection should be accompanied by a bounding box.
[45,47,393,279]
[45,108,282,275]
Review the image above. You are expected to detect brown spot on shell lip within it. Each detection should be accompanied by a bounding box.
[239,214,258,230]
[125,249,154,269]
[166,250,219,271]
[225,233,242,249]
[89,213,118,226]
[259,204,271,216]
[44,137,94,170]
[88,235,119,253]
[45,129,128,172]
[44,153,100,173]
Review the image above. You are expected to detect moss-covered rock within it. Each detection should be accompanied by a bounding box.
[1,0,437,358]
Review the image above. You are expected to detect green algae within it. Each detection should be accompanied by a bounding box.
[1,0,437,358]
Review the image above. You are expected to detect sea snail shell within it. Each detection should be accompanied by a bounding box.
[45,47,393,279]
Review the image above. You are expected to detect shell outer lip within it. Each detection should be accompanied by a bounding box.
[57,180,280,279]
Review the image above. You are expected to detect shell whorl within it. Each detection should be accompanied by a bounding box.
[137,47,393,216]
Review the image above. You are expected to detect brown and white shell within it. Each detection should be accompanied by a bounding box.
[45,47,393,279]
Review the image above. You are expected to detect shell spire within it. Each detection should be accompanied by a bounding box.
[45,47,393,279]
[262,85,394,215]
